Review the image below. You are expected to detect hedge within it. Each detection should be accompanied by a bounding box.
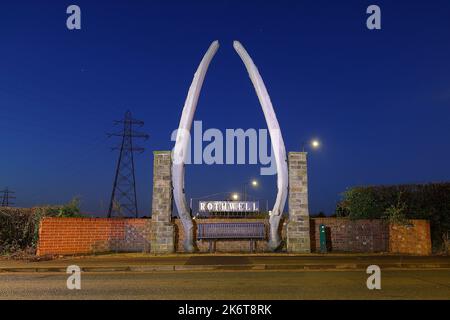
[336,182,450,251]
[0,198,83,255]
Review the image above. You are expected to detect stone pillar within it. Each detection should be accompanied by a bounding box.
[150,151,175,254]
[286,152,311,253]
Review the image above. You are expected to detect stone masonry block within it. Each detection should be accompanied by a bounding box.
[150,151,175,254]
[287,152,311,253]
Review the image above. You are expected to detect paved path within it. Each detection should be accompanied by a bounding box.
[1,254,449,272]
[0,270,449,299]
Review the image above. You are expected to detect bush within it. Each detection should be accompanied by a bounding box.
[382,194,408,225]
[0,208,36,255]
[336,183,450,251]
[39,197,83,218]
[0,198,83,256]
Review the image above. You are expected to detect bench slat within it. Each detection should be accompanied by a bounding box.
[197,222,266,240]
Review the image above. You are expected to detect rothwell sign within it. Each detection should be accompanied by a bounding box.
[199,201,260,213]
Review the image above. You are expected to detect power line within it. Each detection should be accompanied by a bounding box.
[107,110,149,218]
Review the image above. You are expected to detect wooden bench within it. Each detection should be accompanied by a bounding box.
[197,222,266,252]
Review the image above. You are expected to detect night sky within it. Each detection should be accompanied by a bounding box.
[1,0,449,216]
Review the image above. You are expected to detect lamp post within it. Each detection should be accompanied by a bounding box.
[243,179,259,201]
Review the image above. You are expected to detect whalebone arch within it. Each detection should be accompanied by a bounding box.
[172,40,288,252]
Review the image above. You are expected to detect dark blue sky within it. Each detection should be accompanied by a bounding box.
[1,0,449,216]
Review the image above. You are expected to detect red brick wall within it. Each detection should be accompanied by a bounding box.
[389,220,432,255]
[37,218,151,256]
[36,217,432,255]
[310,218,389,253]
[309,218,431,255]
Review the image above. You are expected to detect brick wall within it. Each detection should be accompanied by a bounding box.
[310,218,431,255]
[310,218,389,253]
[36,217,432,256]
[37,218,151,256]
[389,220,432,255]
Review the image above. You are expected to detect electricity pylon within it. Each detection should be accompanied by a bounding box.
[0,187,15,207]
[107,111,148,218]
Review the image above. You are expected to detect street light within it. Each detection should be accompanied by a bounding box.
[231,193,239,201]
[243,179,259,201]
[302,138,321,152]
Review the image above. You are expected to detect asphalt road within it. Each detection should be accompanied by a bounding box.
[0,270,449,300]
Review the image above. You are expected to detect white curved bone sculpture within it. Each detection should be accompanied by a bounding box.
[172,40,287,252]
[233,41,288,250]
[172,40,219,252]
